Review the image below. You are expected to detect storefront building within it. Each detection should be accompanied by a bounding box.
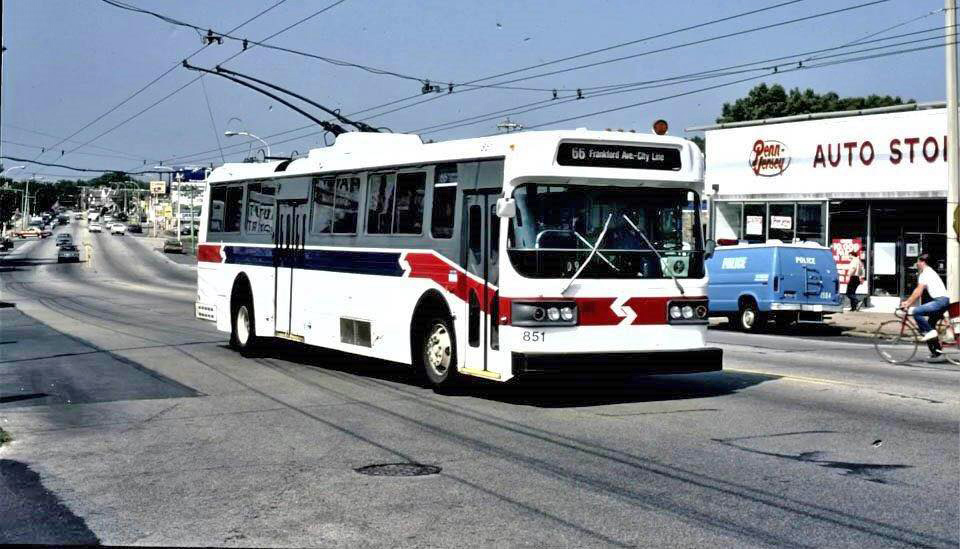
[698,103,951,311]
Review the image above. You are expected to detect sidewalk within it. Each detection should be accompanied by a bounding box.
[825,310,897,337]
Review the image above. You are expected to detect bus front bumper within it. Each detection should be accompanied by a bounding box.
[511,348,722,376]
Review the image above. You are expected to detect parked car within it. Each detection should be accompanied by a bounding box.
[55,233,73,247]
[57,244,80,263]
[110,223,126,235]
[89,222,102,233]
[163,238,184,254]
[706,242,843,332]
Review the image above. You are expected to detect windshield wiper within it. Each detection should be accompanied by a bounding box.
[573,231,620,272]
[621,215,685,296]
[561,214,612,296]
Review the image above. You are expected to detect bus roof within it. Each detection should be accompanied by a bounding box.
[206,129,703,188]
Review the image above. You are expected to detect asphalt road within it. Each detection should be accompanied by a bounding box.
[0,221,957,547]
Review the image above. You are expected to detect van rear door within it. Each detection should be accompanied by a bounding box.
[776,247,840,306]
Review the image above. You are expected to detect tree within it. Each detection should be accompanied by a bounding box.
[716,83,913,123]
[690,135,705,155]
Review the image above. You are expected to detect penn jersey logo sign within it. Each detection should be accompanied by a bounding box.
[749,139,790,177]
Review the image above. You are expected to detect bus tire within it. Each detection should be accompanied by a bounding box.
[230,294,260,354]
[420,316,460,392]
[737,299,766,332]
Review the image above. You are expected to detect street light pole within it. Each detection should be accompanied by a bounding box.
[947,0,960,302]
[224,130,271,159]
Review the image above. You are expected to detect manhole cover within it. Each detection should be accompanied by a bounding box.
[355,463,441,477]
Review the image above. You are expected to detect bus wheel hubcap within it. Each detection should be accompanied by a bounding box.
[237,306,250,345]
[426,324,452,376]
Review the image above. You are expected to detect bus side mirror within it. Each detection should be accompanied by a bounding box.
[496,198,516,218]
[704,239,716,260]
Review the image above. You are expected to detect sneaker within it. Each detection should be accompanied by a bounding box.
[922,330,938,341]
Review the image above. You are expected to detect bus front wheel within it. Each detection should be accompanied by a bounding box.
[421,317,460,392]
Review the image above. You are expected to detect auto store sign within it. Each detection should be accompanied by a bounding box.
[706,108,949,197]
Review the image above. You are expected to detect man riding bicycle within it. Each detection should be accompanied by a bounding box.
[900,253,950,357]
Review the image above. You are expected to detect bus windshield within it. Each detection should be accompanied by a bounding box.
[507,184,704,279]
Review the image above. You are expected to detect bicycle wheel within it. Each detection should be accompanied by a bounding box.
[874,320,919,364]
[936,319,960,366]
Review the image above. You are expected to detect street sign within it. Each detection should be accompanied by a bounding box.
[150,181,168,196]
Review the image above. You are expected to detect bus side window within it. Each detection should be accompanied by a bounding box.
[394,172,425,234]
[468,205,482,262]
[366,173,396,234]
[224,186,244,232]
[208,185,226,234]
[431,165,458,239]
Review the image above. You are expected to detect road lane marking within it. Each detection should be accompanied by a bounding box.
[726,367,954,403]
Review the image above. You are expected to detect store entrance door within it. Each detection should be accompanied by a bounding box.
[902,232,946,296]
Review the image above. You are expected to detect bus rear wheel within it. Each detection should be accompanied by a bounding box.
[421,317,460,391]
[230,298,260,354]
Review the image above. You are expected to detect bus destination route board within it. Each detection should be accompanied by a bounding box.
[556,142,682,171]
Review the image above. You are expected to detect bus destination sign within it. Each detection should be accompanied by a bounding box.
[556,142,681,171]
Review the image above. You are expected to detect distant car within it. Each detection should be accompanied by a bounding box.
[55,234,73,247]
[74,213,83,220]
[110,223,126,235]
[40,227,53,238]
[13,227,41,238]
[89,222,102,233]
[126,223,142,233]
[57,244,80,263]
[163,238,184,254]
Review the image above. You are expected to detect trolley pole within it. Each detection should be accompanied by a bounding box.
[947,0,960,302]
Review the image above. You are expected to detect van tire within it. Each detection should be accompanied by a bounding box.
[737,301,766,332]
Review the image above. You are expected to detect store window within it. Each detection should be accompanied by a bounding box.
[714,202,742,242]
[796,203,825,245]
[743,203,766,243]
[767,203,795,242]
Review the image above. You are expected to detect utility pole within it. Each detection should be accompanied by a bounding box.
[947,0,960,302]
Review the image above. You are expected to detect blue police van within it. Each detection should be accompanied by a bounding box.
[706,242,843,331]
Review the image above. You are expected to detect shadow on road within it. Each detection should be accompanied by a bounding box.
[0,459,100,545]
[709,318,852,337]
[252,340,776,408]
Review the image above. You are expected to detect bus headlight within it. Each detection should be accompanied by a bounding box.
[510,301,577,327]
[667,300,708,325]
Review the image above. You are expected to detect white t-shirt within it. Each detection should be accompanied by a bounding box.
[919,266,948,299]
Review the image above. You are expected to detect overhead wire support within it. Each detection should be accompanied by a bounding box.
[181,61,348,136]
[214,66,380,133]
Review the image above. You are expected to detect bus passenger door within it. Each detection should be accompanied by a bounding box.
[461,192,500,372]
[275,199,307,340]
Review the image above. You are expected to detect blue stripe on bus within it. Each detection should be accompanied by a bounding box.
[223,246,405,277]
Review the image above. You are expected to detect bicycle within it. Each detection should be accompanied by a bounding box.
[874,303,960,365]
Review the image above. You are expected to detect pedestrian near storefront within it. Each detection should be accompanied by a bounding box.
[846,251,865,311]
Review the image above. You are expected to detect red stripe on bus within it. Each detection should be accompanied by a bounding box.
[404,252,497,313]
[197,244,222,263]
[499,296,707,326]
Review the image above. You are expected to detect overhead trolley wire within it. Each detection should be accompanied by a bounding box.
[158,0,818,162]
[72,0,350,170]
[162,0,889,164]
[30,0,291,166]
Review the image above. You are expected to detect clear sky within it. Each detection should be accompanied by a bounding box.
[0,0,951,180]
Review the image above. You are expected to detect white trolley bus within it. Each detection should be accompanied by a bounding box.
[196,129,722,389]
